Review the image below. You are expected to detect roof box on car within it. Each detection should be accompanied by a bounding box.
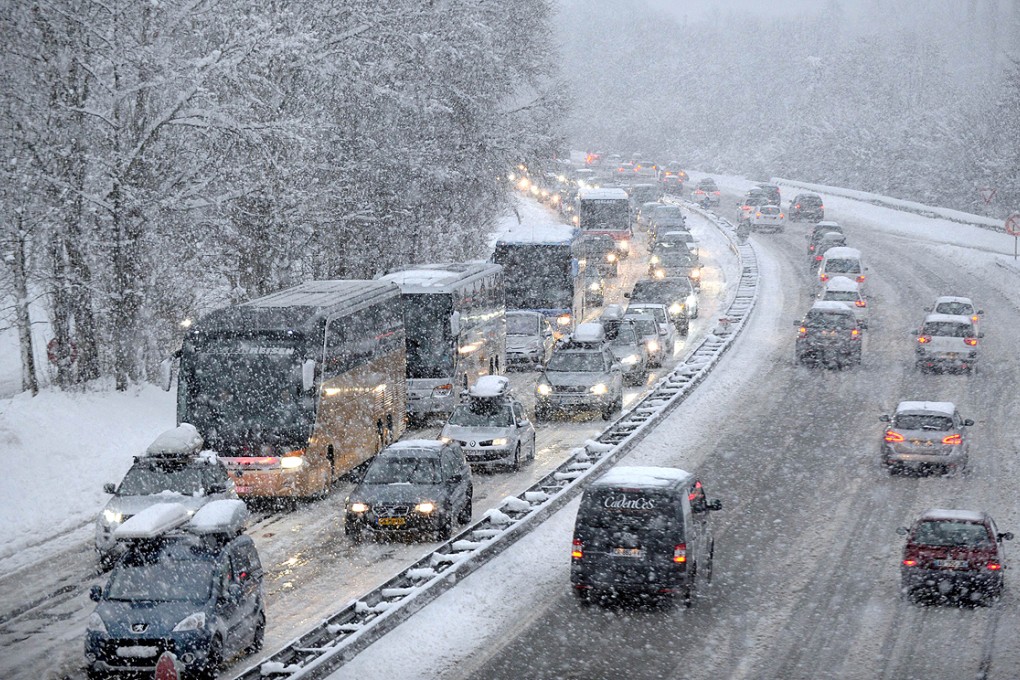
[145,423,204,458]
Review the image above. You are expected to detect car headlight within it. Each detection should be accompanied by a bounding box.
[653,269,665,279]
[490,438,509,447]
[280,455,304,469]
[669,302,683,315]
[439,436,452,444]
[646,340,660,352]
[87,612,108,634]
[415,502,436,514]
[173,612,207,632]
[621,354,640,366]
[349,502,369,513]
[590,383,608,395]
[617,240,630,252]
[589,282,601,292]
[606,253,617,262]
[557,314,572,327]
[690,268,701,279]
[650,255,660,264]
[537,383,552,396]
[102,509,122,525]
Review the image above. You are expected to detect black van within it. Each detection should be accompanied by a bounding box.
[570,466,722,605]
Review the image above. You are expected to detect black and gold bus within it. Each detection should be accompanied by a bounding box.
[176,281,406,499]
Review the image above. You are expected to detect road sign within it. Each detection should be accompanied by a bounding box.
[1005,212,1020,236]
[978,187,997,204]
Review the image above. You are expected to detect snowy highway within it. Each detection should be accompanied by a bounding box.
[335,191,1020,680]
[0,201,740,679]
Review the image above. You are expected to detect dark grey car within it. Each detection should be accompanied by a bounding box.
[345,441,473,541]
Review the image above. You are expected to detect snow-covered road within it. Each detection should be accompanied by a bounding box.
[333,190,1020,680]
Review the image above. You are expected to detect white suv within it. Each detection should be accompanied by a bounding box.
[624,303,677,364]
[914,313,983,373]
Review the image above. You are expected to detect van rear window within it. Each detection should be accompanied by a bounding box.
[578,491,680,538]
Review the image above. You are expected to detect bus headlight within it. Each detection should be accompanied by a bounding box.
[669,302,684,316]
[653,269,666,279]
[621,354,640,366]
[606,253,617,263]
[590,383,609,395]
[537,383,553,396]
[349,502,369,513]
[415,502,436,514]
[557,314,572,327]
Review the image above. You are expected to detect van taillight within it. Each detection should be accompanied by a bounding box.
[902,558,918,567]
[942,433,963,445]
[673,544,687,564]
[855,299,867,308]
[885,430,905,442]
[964,337,978,346]
[987,562,1002,571]
[820,274,829,282]
[917,335,931,344]
[571,538,583,560]
[798,326,808,338]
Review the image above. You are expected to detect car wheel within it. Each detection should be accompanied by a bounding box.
[436,512,454,541]
[344,519,363,542]
[574,587,592,606]
[458,487,473,524]
[601,404,613,421]
[246,609,266,654]
[510,444,522,472]
[196,635,223,680]
[678,322,689,337]
[535,406,550,422]
[705,540,715,584]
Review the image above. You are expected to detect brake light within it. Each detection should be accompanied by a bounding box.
[820,204,825,210]
[755,212,762,218]
[571,538,583,560]
[902,558,918,567]
[885,430,905,443]
[779,213,784,219]
[851,328,860,338]
[987,562,1003,571]
[941,433,963,445]
[855,299,867,308]
[856,275,865,283]
[713,191,720,195]
[809,244,816,252]
[798,326,808,338]
[917,335,931,344]
[673,544,687,564]
[820,274,829,282]
[964,337,978,346]
[795,203,801,209]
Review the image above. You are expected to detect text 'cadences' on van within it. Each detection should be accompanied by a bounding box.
[570,466,722,607]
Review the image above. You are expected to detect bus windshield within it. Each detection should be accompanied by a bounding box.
[402,294,455,379]
[579,199,629,231]
[181,337,314,447]
[495,244,573,310]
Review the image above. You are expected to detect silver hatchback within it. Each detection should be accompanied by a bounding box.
[880,401,973,475]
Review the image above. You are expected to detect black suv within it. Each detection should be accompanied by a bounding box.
[790,193,824,222]
[345,441,473,541]
[757,183,781,205]
[85,501,265,679]
[795,301,862,368]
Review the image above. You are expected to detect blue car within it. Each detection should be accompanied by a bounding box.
[84,501,265,679]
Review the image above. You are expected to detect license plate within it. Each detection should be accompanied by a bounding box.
[933,559,968,568]
[378,517,405,528]
[945,352,959,358]
[235,485,250,494]
[611,547,644,558]
[910,439,934,447]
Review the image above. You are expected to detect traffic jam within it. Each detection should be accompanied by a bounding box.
[52,156,1012,679]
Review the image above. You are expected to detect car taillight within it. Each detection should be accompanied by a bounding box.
[856,275,865,283]
[779,213,785,219]
[855,299,867,307]
[942,433,963,445]
[917,335,931,344]
[815,255,823,261]
[851,328,860,338]
[673,544,687,564]
[809,244,816,252]
[987,562,1003,571]
[964,337,978,346]
[795,203,801,209]
[798,326,808,338]
[820,274,829,282]
[713,191,720,195]
[755,212,762,218]
[885,430,905,443]
[571,538,583,560]
[902,558,918,567]
[971,315,979,323]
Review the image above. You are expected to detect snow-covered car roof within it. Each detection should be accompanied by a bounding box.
[384,440,446,454]
[818,232,846,242]
[933,295,974,305]
[592,466,692,489]
[822,246,861,259]
[578,187,629,200]
[918,508,987,523]
[923,313,976,325]
[600,304,626,322]
[810,300,854,313]
[145,424,204,457]
[660,230,693,240]
[572,322,606,344]
[469,375,510,398]
[815,221,841,229]
[895,401,956,416]
[823,276,860,292]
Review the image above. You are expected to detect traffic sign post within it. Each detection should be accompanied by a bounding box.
[1005,213,1020,260]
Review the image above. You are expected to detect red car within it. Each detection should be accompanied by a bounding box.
[899,509,1013,603]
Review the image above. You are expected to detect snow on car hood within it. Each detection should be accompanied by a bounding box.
[545,371,609,388]
[506,335,541,351]
[104,492,212,519]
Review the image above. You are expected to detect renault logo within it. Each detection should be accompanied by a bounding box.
[469,441,476,447]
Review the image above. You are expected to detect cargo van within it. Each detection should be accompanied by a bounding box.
[570,466,722,606]
[818,246,866,289]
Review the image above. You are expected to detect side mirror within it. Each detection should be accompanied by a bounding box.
[896,526,909,536]
[977,309,984,315]
[709,499,723,511]
[978,332,985,338]
[963,418,974,426]
[910,330,918,336]
[159,357,174,392]
[923,306,932,312]
[449,472,463,483]
[623,292,631,298]
[302,359,316,393]
[89,585,103,602]
[878,415,891,422]
[998,532,1014,542]
[103,482,116,494]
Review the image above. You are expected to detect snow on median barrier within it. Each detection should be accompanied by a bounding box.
[231,203,760,680]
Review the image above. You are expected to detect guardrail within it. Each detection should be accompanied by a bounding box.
[232,205,760,680]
